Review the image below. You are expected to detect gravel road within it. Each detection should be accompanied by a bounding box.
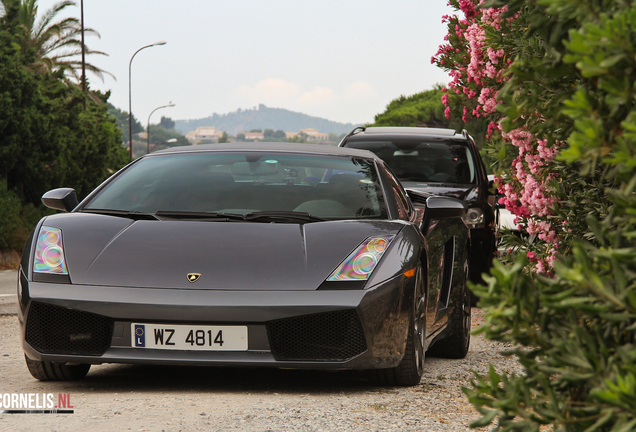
[0,309,520,432]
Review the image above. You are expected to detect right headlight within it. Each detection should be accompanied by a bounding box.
[327,235,395,281]
[34,226,69,274]
[462,207,484,229]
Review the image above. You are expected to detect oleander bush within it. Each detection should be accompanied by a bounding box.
[436,0,636,430]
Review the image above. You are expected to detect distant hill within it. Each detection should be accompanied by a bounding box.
[174,104,359,136]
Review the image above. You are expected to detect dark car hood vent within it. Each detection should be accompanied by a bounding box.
[45,213,404,291]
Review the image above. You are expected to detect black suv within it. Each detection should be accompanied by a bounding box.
[339,126,495,288]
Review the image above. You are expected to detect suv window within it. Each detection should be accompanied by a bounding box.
[343,139,476,184]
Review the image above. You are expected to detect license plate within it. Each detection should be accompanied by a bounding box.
[131,323,248,351]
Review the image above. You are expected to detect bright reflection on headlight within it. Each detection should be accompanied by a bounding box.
[462,208,484,228]
[34,226,68,274]
[327,235,395,281]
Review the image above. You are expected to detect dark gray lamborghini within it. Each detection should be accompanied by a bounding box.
[18,143,471,386]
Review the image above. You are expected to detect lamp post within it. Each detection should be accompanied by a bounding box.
[128,41,166,159]
[80,0,86,110]
[147,102,176,154]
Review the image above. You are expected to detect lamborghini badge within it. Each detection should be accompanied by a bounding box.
[187,273,201,283]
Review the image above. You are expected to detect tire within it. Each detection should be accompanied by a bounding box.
[428,259,471,359]
[368,266,426,387]
[25,355,90,381]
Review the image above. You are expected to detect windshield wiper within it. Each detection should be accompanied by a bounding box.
[154,211,245,220]
[85,209,327,223]
[243,211,325,223]
[401,176,432,182]
[81,209,161,220]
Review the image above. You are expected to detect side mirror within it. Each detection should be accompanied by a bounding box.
[41,188,79,212]
[418,195,466,234]
[425,196,467,220]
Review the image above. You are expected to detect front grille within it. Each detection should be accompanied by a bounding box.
[267,309,367,361]
[25,302,113,356]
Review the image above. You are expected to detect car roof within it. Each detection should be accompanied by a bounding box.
[361,127,458,137]
[341,127,470,143]
[150,142,382,161]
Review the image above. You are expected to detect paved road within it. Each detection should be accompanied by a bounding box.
[0,269,18,315]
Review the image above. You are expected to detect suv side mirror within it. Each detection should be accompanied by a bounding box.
[41,188,79,212]
[425,196,467,220]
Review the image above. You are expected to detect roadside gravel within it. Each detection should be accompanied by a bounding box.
[0,308,521,432]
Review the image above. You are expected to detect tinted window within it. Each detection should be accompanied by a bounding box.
[344,139,476,184]
[85,153,388,220]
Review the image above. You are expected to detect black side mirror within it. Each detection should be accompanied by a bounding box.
[420,195,466,233]
[425,196,467,219]
[41,188,79,212]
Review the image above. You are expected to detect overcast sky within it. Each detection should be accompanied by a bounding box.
[34,0,453,126]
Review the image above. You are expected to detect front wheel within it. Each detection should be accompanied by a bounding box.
[368,266,425,386]
[25,355,90,381]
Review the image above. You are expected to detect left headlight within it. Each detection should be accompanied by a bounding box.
[462,207,484,229]
[327,235,395,281]
[34,226,69,274]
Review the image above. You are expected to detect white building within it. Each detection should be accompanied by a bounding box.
[185,126,224,144]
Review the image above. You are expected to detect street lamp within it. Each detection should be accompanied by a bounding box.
[128,41,167,159]
[147,102,176,154]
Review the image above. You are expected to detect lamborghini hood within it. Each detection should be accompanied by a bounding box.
[39,213,406,290]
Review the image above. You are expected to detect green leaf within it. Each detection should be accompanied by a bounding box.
[469,409,497,428]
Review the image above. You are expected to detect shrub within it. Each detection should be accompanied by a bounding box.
[436,0,636,430]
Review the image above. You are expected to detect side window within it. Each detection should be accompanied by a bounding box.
[383,166,411,221]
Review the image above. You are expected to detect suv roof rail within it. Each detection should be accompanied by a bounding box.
[461,129,469,139]
[339,126,366,145]
[346,126,365,138]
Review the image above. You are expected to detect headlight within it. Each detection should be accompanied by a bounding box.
[462,207,484,229]
[34,226,69,274]
[327,235,395,281]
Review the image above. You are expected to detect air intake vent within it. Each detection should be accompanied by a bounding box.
[267,309,367,361]
[439,237,455,309]
[25,302,113,356]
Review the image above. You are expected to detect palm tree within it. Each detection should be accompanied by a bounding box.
[18,0,114,84]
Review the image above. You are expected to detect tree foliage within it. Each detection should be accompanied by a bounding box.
[436,0,636,430]
[370,86,489,148]
[107,103,142,144]
[17,0,112,85]
[159,116,174,130]
[147,124,188,148]
[0,0,128,251]
[372,86,449,127]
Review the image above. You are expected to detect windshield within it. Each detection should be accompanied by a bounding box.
[84,152,387,220]
[344,139,476,184]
